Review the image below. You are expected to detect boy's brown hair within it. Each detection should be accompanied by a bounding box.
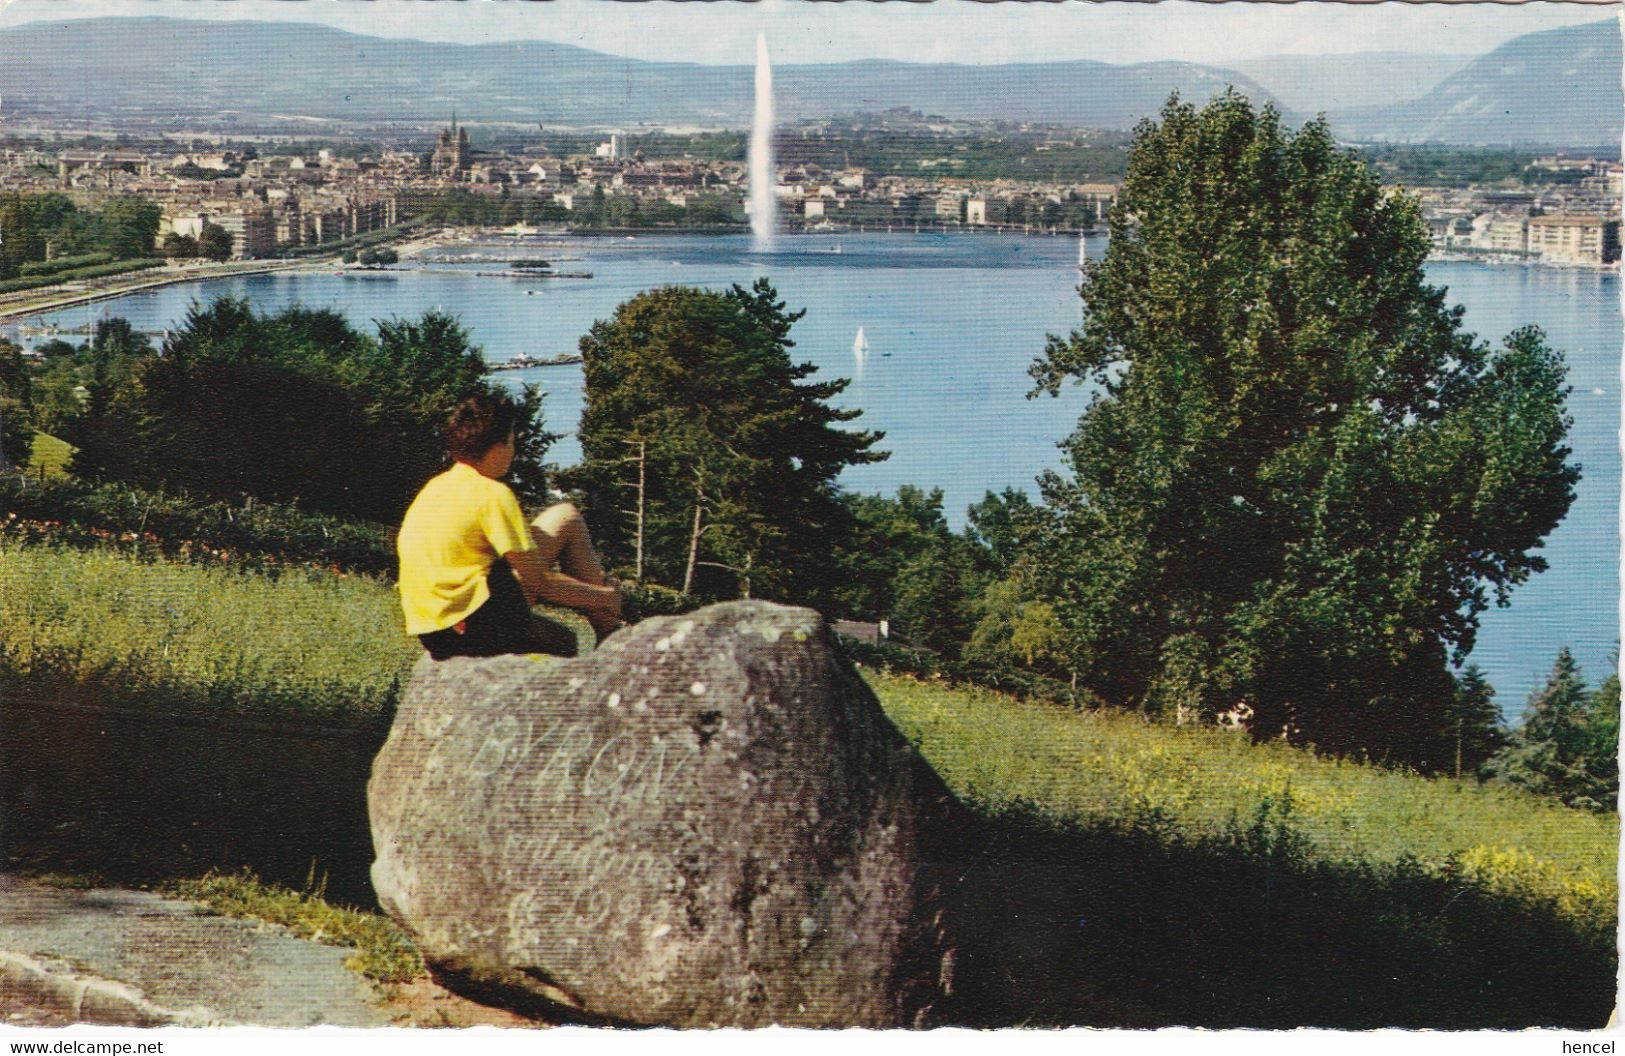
[446,393,519,461]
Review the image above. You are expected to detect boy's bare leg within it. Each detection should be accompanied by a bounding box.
[530,503,620,636]
[531,503,607,585]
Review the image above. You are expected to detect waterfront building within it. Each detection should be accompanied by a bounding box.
[1471,214,1532,256]
[1526,214,1620,266]
[1072,182,1119,219]
[162,214,207,241]
[966,197,1006,226]
[1425,213,1476,251]
[210,210,277,259]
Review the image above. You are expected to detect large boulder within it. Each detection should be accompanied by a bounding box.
[368,600,966,1028]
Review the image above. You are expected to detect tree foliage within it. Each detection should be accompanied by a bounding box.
[1488,650,1618,811]
[831,485,957,624]
[1027,92,1578,765]
[162,232,200,259]
[66,319,155,481]
[572,280,884,605]
[1443,665,1508,780]
[198,222,234,262]
[0,340,35,471]
[0,194,159,279]
[73,298,548,523]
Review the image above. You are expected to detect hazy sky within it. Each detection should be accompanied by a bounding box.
[0,0,1614,66]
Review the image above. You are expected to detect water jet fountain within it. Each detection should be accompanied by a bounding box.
[749,33,777,251]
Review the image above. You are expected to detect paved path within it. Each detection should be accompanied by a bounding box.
[0,261,318,325]
[0,874,392,1028]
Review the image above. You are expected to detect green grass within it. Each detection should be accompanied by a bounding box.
[27,432,75,478]
[0,536,1613,1024]
[0,539,417,722]
[0,539,592,722]
[870,670,1616,1027]
[871,670,1617,931]
[1,476,396,576]
[6,537,1611,921]
[160,869,423,983]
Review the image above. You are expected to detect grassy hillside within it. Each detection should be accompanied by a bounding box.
[877,671,1615,920]
[875,671,1615,1027]
[0,539,415,721]
[27,432,74,478]
[0,539,1613,1026]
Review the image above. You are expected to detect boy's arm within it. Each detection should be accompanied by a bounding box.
[505,545,551,605]
[511,552,618,613]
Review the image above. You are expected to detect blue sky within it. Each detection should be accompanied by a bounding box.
[0,0,1614,66]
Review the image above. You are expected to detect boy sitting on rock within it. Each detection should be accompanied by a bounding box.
[398,393,620,659]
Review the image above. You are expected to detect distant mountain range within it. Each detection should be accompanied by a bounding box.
[1325,20,1622,147]
[1224,52,1476,113]
[0,17,1276,131]
[0,16,1617,147]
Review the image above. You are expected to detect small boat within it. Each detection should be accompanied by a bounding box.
[1078,234,1087,270]
[853,326,869,365]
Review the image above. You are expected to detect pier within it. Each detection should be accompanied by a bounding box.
[18,322,170,340]
[490,353,583,371]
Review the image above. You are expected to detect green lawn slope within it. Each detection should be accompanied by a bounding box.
[0,539,1613,1027]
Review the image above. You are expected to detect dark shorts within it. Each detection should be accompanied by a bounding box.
[418,557,577,660]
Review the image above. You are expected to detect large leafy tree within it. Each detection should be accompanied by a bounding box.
[573,280,885,605]
[0,194,160,273]
[198,221,233,263]
[1028,92,1578,765]
[93,197,162,260]
[830,485,957,624]
[82,298,547,523]
[0,194,76,277]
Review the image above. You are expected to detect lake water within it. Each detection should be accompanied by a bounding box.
[8,232,1617,715]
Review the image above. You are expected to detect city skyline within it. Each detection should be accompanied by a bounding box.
[0,0,1614,68]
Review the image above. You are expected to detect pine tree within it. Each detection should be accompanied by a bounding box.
[573,280,885,606]
[1580,673,1619,811]
[1443,665,1507,779]
[1489,649,1612,809]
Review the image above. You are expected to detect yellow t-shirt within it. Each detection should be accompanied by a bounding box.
[397,462,536,635]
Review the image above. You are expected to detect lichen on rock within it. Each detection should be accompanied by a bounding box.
[368,600,964,1028]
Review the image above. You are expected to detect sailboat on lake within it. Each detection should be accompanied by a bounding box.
[853,326,870,367]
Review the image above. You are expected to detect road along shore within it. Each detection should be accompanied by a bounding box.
[0,259,333,326]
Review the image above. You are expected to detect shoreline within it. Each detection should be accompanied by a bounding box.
[437,225,1618,270]
[3,229,1614,328]
[0,258,331,326]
